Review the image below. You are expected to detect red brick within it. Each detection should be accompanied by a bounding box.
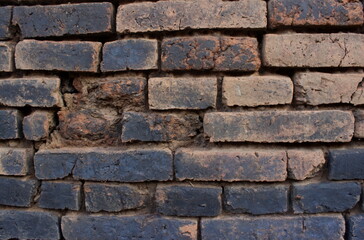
[287,149,326,180]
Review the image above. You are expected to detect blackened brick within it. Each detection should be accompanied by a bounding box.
[0,177,38,207]
[162,36,260,72]
[348,214,364,240]
[156,185,222,217]
[15,40,101,72]
[38,181,81,210]
[101,39,158,72]
[13,3,114,38]
[224,184,289,215]
[0,7,12,40]
[0,109,22,139]
[0,148,33,176]
[23,111,55,141]
[84,183,147,212]
[62,215,197,240]
[0,42,13,72]
[329,148,364,180]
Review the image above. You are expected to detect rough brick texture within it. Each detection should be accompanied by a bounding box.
[329,148,364,180]
[23,110,55,141]
[0,7,12,40]
[0,42,13,72]
[0,177,38,207]
[287,149,326,180]
[348,214,364,240]
[354,110,364,138]
[0,109,22,139]
[0,148,33,176]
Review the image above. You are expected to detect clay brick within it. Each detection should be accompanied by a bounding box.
[0,7,12,40]
[354,110,364,138]
[0,148,33,176]
[149,77,217,110]
[23,111,55,141]
[101,39,158,72]
[0,210,60,240]
[156,185,222,217]
[0,177,38,207]
[122,112,201,142]
[162,36,260,71]
[294,72,364,105]
[263,33,364,67]
[15,40,101,72]
[84,183,147,212]
[117,0,266,33]
[287,149,326,180]
[0,109,22,140]
[328,148,364,180]
[175,149,287,182]
[268,0,364,28]
[348,214,364,240]
[0,77,63,107]
[204,111,354,142]
[13,3,114,38]
[223,75,293,107]
[224,184,289,215]
[201,215,345,240]
[62,215,197,240]
[0,42,13,72]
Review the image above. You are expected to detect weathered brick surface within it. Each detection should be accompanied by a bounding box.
[101,39,158,72]
[0,109,22,139]
[294,72,364,105]
[223,75,293,107]
[329,148,364,180]
[292,182,361,213]
[263,33,364,67]
[0,7,12,40]
[38,181,81,210]
[23,111,55,141]
[84,183,147,212]
[201,215,345,240]
[175,149,287,182]
[0,177,38,207]
[204,111,354,142]
[162,36,260,71]
[15,40,102,72]
[156,185,222,217]
[224,184,289,215]
[354,110,364,138]
[62,215,197,240]
[0,210,60,240]
[0,77,63,107]
[0,42,13,72]
[117,0,267,33]
[287,149,326,180]
[149,77,217,110]
[348,214,364,240]
[122,112,201,142]
[13,3,114,38]
[268,0,364,28]
[0,148,33,176]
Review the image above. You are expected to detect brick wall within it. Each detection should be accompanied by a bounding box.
[0,0,364,239]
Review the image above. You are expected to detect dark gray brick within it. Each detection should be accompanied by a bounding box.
[23,111,56,141]
[329,148,364,180]
[156,185,222,217]
[84,183,147,212]
[0,42,13,72]
[0,177,38,207]
[0,7,12,40]
[38,181,81,210]
[0,210,60,240]
[0,148,33,176]
[348,214,364,240]
[13,3,114,38]
[224,184,289,215]
[0,109,22,139]
[62,215,197,240]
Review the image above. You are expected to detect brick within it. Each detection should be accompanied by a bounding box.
[224,184,288,215]
[292,182,360,213]
[354,110,364,138]
[287,149,326,180]
[348,214,364,240]
[268,0,364,28]
[204,111,354,142]
[101,39,158,72]
[201,215,345,240]
[149,77,217,110]
[156,185,222,217]
[0,42,13,72]
[328,148,364,180]
[13,3,114,38]
[62,215,197,240]
[162,36,260,71]
[0,177,38,207]
[15,40,101,72]
[0,109,22,139]
[223,75,293,107]
[263,33,364,67]
[122,112,201,142]
[84,183,147,212]
[0,210,60,240]
[38,181,81,210]
[0,77,63,107]
[35,148,173,182]
[23,111,55,141]
[117,0,266,33]
[294,72,364,105]
[0,7,12,40]
[0,148,33,176]
[175,149,287,182]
